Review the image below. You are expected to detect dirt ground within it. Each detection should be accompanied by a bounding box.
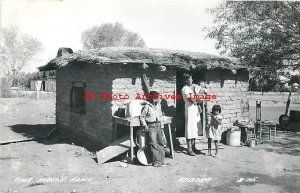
[0,94,300,193]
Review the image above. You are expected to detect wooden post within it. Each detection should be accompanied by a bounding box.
[168,124,174,159]
[35,81,39,100]
[274,125,276,139]
[52,80,56,92]
[113,119,117,142]
[259,123,262,140]
[269,125,271,140]
[130,126,134,163]
[202,102,206,137]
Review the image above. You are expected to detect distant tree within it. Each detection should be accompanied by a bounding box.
[0,26,43,75]
[206,1,300,72]
[0,76,12,97]
[290,74,300,86]
[10,71,44,89]
[81,22,146,49]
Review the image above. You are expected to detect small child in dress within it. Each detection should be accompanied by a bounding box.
[206,105,222,157]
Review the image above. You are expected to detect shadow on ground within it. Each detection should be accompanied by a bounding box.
[6,124,300,158]
[7,124,55,139]
[7,124,100,152]
[257,130,300,156]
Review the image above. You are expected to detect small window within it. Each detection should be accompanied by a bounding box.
[70,82,86,113]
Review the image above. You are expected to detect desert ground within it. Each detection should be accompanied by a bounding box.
[0,92,300,193]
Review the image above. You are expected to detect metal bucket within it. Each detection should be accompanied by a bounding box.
[248,139,256,147]
[137,146,152,166]
[136,129,147,148]
[226,127,241,146]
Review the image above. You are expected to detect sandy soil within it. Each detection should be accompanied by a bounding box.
[0,96,300,193]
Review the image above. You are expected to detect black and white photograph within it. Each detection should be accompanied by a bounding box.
[0,0,299,192]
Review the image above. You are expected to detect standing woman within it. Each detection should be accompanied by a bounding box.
[181,73,201,156]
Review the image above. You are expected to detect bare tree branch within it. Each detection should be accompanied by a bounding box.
[0,27,42,75]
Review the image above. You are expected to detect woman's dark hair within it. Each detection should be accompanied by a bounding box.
[148,91,160,101]
[182,73,191,83]
[212,104,221,113]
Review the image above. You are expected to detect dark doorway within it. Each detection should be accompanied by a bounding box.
[42,81,46,91]
[175,70,186,137]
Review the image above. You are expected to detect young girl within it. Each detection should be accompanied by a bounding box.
[206,105,222,157]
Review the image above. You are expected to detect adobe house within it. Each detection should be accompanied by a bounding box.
[39,47,250,147]
[30,79,56,92]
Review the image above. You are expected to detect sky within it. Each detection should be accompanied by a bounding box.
[1,0,223,72]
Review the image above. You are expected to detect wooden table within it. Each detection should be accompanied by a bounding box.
[112,116,174,163]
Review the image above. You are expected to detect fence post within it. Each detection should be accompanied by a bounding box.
[35,81,39,100]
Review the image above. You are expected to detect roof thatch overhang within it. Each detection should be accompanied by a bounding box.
[39,47,247,72]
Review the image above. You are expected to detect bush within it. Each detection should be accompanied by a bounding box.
[1,76,12,98]
[11,72,39,90]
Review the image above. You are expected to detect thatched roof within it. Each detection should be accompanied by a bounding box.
[39,47,247,71]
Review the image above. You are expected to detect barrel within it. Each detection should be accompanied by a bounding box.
[290,110,300,123]
[226,127,241,146]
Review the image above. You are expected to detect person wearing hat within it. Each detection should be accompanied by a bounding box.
[140,91,166,167]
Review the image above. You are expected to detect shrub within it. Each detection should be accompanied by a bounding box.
[1,76,12,98]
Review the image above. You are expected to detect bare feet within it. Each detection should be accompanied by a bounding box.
[192,148,203,155]
[160,163,172,167]
[207,150,212,156]
[187,150,196,156]
[153,163,172,167]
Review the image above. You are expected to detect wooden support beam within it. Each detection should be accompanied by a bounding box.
[47,127,56,139]
[96,135,131,164]
[1,137,37,145]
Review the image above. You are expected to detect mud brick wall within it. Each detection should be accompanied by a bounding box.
[56,62,176,148]
[205,70,250,130]
[110,65,177,144]
[110,66,177,119]
[56,62,249,147]
[56,63,113,147]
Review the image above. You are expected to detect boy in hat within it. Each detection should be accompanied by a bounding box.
[140,91,166,167]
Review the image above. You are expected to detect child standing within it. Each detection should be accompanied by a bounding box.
[140,91,166,167]
[206,105,222,157]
